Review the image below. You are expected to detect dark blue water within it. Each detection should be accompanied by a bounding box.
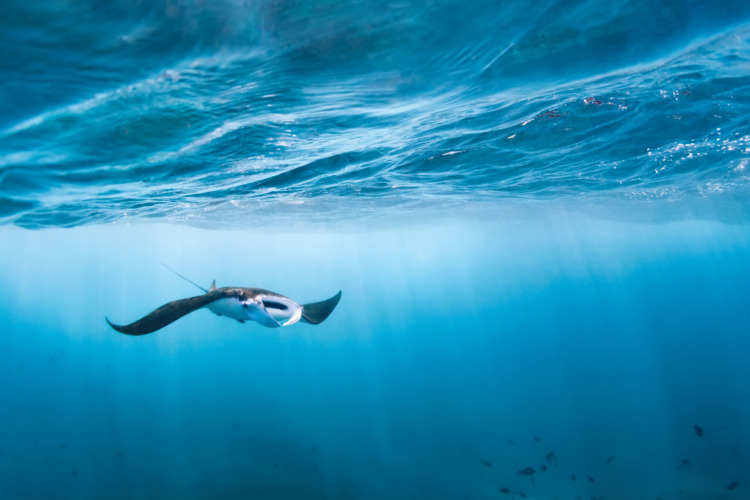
[2,1,750,499]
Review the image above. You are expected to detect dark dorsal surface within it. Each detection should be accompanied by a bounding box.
[106,289,236,335]
[301,291,342,324]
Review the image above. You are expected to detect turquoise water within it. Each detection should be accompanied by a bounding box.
[2,0,750,226]
[2,0,750,499]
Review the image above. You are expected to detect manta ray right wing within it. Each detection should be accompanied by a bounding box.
[300,291,342,325]
[106,292,222,336]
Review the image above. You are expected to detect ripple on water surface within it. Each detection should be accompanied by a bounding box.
[1,0,750,227]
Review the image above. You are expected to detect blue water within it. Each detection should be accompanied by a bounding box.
[2,0,750,498]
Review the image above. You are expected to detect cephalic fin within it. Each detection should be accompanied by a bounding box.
[253,305,282,328]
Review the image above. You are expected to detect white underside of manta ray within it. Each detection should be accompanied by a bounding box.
[106,274,342,336]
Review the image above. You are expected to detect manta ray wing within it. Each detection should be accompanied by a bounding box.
[300,291,342,325]
[106,292,222,336]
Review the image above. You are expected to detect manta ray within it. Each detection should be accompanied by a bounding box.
[106,269,342,335]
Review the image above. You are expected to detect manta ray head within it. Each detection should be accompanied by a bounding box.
[240,296,281,328]
[206,289,302,328]
[258,295,303,327]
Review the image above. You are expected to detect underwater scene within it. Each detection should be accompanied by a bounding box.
[2,0,750,499]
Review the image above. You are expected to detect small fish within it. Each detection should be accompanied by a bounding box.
[605,454,617,463]
[681,459,690,465]
[506,439,516,446]
[519,493,527,498]
[499,487,510,494]
[533,436,542,443]
[586,475,596,483]
[518,466,536,476]
[545,450,557,463]
[480,459,492,468]
[694,425,704,437]
[727,481,739,490]
[569,471,577,481]
[540,464,548,472]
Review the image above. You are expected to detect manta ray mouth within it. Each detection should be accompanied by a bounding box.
[262,299,288,311]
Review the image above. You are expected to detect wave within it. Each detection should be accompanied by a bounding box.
[1,0,750,227]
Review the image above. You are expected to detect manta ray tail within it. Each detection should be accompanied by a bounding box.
[106,293,218,335]
[161,262,208,293]
[301,291,342,325]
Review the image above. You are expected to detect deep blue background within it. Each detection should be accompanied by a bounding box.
[1,219,749,499]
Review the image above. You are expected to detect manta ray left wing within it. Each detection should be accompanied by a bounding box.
[106,292,223,336]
